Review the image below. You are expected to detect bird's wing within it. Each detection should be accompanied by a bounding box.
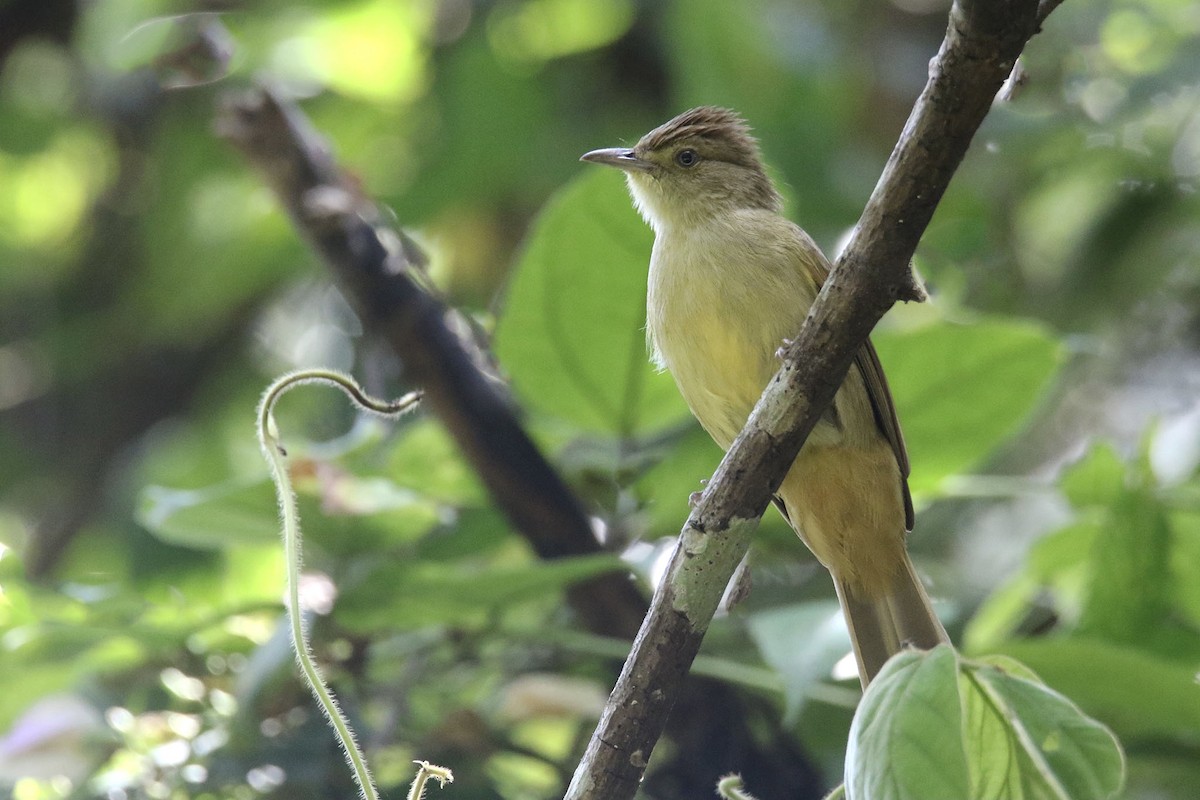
[798,247,915,531]
[854,338,914,530]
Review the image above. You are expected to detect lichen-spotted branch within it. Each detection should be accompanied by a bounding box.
[564,0,1053,797]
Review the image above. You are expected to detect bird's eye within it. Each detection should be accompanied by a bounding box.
[675,149,699,167]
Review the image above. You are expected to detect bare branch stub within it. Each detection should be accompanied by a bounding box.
[566,0,1052,797]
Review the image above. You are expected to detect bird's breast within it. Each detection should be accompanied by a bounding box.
[646,221,818,449]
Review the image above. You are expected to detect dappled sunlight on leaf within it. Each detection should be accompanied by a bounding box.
[285,0,433,102]
[0,128,113,254]
[487,0,635,64]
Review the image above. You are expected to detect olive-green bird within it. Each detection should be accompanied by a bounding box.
[582,107,948,687]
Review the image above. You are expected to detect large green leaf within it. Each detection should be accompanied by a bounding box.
[844,646,1124,800]
[494,169,689,436]
[1053,444,1177,647]
[1168,508,1200,629]
[1058,441,1127,509]
[872,318,1063,497]
[845,647,972,800]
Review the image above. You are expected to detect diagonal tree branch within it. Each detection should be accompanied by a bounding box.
[564,0,1051,797]
[215,89,648,640]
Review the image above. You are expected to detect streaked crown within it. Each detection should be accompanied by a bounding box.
[638,106,765,172]
[581,106,783,229]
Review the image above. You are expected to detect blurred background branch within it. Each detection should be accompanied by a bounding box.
[216,85,647,641]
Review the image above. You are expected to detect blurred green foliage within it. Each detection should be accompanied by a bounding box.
[1,0,1199,798]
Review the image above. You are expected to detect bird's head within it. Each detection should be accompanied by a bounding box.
[581,106,781,232]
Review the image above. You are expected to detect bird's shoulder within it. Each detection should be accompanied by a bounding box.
[710,208,832,288]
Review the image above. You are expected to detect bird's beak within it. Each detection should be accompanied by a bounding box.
[580,147,654,173]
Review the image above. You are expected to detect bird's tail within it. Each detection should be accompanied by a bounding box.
[833,553,948,687]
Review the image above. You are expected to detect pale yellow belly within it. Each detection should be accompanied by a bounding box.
[661,322,770,448]
[650,293,844,453]
[778,444,908,598]
[646,250,906,598]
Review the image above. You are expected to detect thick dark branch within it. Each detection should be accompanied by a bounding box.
[565,0,1049,797]
[216,89,646,640]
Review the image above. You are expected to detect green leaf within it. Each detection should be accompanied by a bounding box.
[960,666,1025,800]
[746,600,848,721]
[1077,483,1172,643]
[383,418,486,506]
[971,653,1045,683]
[1167,509,1200,628]
[846,646,1125,800]
[1026,520,1101,580]
[872,318,1063,498]
[1059,442,1127,509]
[137,479,281,549]
[494,169,689,436]
[994,637,1200,742]
[971,664,1126,799]
[335,553,626,631]
[964,572,1048,652]
[846,646,972,800]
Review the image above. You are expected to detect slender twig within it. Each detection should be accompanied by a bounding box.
[407,761,454,800]
[564,0,1054,797]
[717,774,760,800]
[258,369,422,800]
